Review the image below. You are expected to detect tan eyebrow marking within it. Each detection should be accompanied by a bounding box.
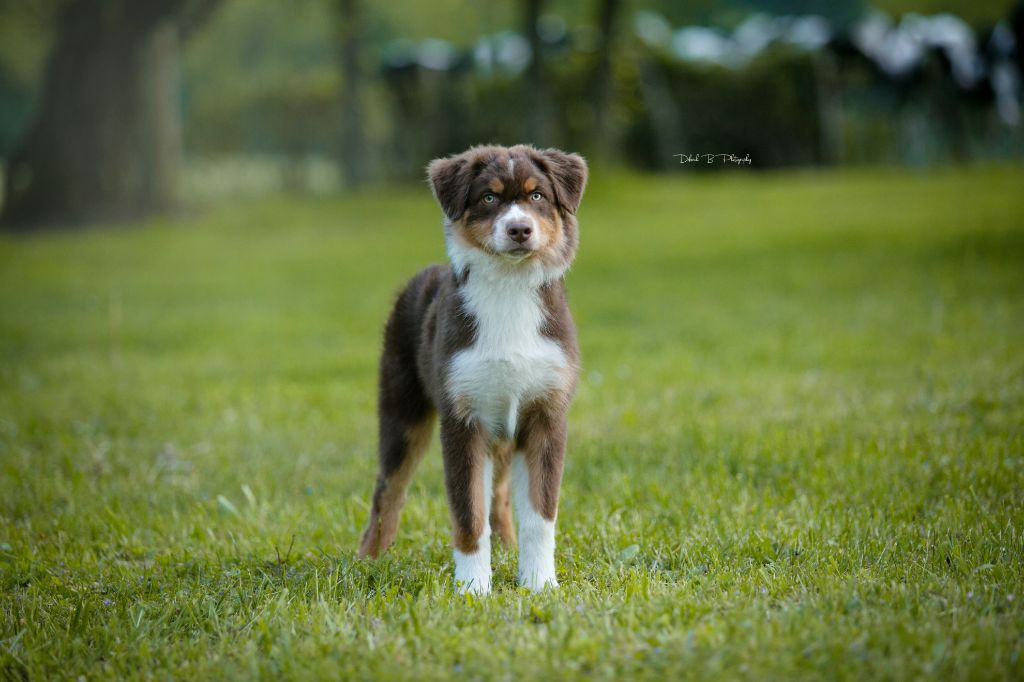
[488,178,504,193]
[523,177,538,192]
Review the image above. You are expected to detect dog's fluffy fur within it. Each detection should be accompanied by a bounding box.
[357,144,587,594]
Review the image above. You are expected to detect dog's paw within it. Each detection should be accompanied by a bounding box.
[455,576,492,595]
[517,561,558,591]
[454,548,492,595]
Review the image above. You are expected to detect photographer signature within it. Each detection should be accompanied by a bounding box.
[674,153,752,166]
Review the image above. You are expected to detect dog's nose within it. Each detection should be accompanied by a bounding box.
[506,222,532,244]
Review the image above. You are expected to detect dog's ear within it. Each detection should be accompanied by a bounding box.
[536,148,588,215]
[427,153,473,221]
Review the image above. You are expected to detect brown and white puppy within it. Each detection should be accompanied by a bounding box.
[357,144,587,594]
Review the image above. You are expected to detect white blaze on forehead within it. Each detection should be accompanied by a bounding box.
[508,158,516,175]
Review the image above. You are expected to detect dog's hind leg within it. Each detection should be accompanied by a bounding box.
[358,301,435,559]
[358,412,433,558]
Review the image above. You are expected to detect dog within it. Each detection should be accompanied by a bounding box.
[357,144,587,594]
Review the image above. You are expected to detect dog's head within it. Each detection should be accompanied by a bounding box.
[427,145,587,281]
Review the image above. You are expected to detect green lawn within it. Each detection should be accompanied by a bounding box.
[1,166,1022,680]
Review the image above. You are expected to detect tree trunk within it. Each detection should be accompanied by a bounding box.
[1,0,186,229]
[337,0,367,187]
[523,0,551,146]
[591,0,621,161]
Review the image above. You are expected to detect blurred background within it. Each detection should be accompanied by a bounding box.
[0,0,1022,229]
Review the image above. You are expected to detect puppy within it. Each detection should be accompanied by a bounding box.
[357,144,587,594]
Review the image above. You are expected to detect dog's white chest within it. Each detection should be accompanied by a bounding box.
[447,276,567,438]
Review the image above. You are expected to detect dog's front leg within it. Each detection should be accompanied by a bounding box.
[513,408,567,591]
[440,412,492,595]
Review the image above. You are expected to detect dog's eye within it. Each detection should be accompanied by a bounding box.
[482,193,497,204]
[530,191,543,201]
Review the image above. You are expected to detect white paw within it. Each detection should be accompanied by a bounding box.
[454,547,492,595]
[517,559,558,591]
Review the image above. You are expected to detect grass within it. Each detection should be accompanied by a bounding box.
[1,166,1022,680]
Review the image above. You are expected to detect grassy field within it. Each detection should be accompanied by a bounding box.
[1,166,1022,680]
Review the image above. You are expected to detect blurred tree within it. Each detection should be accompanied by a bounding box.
[739,0,863,26]
[642,0,735,27]
[524,0,552,145]
[336,0,367,187]
[0,3,59,159]
[1,0,223,230]
[591,0,623,161]
[872,0,1015,26]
